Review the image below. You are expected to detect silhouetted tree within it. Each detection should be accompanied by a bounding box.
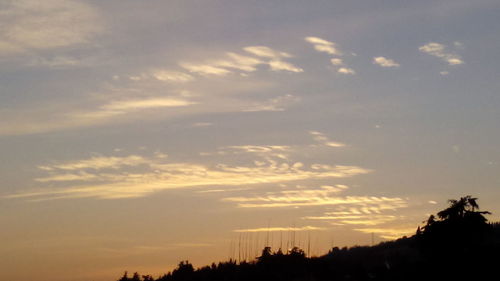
[118,271,129,281]
[437,196,489,221]
[258,246,272,262]
[422,195,491,238]
[171,260,194,281]
[131,272,141,281]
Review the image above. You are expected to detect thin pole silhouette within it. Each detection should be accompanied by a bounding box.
[307,231,311,258]
[238,232,241,263]
[266,219,270,246]
[280,230,283,250]
[255,232,259,258]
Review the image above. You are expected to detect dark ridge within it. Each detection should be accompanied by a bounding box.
[117,196,500,281]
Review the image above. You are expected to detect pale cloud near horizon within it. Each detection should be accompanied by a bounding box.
[222,185,407,209]
[372,56,400,68]
[307,215,398,226]
[300,196,410,238]
[223,184,412,239]
[234,226,324,233]
[354,226,417,240]
[0,0,102,55]
[419,42,464,65]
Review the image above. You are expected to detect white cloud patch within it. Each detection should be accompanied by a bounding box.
[209,145,292,161]
[180,63,231,76]
[305,37,342,55]
[28,56,84,68]
[419,42,464,65]
[305,36,357,75]
[243,94,300,112]
[268,60,303,73]
[38,155,149,171]
[309,131,345,148]
[0,0,102,55]
[372,57,400,68]
[0,94,197,136]
[181,46,302,76]
[100,98,194,111]
[337,67,356,75]
[218,52,263,71]
[244,46,302,73]
[243,46,291,58]
[180,52,263,76]
[330,58,344,66]
[192,122,213,127]
[35,172,98,183]
[151,70,194,83]
[68,97,196,124]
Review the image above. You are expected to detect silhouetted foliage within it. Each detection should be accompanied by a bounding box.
[117,196,499,281]
[419,195,492,249]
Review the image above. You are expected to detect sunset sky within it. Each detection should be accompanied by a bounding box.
[1,0,500,280]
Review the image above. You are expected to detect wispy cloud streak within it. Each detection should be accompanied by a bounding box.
[234,226,324,233]
[6,149,371,200]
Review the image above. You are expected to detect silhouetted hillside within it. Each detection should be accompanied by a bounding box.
[117,196,500,281]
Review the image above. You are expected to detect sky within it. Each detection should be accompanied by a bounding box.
[1,0,500,280]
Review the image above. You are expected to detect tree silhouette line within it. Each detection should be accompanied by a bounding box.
[117,196,500,281]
